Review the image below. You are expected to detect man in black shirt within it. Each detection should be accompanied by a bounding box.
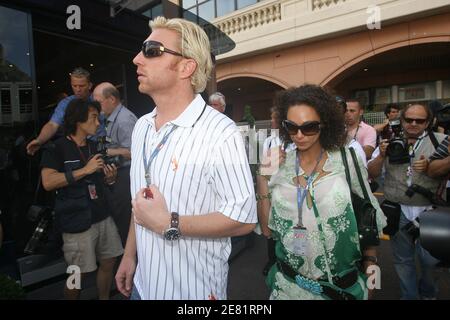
[41,99,123,300]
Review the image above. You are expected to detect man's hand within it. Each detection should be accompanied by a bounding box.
[103,164,117,184]
[413,155,428,173]
[379,139,389,158]
[115,255,136,298]
[26,138,42,156]
[83,154,104,175]
[133,185,170,234]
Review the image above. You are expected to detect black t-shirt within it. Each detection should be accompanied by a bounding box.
[40,137,109,227]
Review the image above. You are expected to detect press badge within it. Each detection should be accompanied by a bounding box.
[292,227,309,256]
[88,184,98,200]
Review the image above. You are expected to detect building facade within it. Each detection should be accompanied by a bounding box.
[209,0,450,122]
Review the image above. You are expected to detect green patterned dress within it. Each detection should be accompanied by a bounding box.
[266,147,386,300]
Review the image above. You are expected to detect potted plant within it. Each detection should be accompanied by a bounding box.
[0,273,25,300]
[242,105,256,128]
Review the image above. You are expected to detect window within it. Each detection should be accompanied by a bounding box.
[0,5,34,126]
[237,0,258,10]
[141,2,163,19]
[443,80,450,99]
[398,82,436,102]
[182,0,263,20]
[198,0,214,21]
[19,88,32,114]
[217,0,235,17]
[1,89,11,115]
[374,88,391,105]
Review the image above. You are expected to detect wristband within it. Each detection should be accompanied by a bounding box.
[64,169,76,185]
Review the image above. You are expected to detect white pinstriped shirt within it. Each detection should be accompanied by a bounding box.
[130,94,257,300]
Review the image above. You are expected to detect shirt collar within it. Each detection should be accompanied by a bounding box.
[171,94,206,128]
[106,104,123,123]
[143,94,206,128]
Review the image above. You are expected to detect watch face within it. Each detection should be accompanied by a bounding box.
[164,228,180,241]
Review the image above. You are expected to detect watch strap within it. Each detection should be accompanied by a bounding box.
[170,212,179,229]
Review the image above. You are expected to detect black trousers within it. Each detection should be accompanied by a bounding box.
[106,166,131,247]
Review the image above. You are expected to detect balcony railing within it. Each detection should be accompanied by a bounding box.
[215,1,281,35]
[312,0,347,11]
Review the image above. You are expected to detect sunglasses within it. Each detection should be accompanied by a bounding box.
[403,118,427,125]
[142,40,183,58]
[282,120,322,136]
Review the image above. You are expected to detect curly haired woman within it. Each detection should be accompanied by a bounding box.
[257,85,386,300]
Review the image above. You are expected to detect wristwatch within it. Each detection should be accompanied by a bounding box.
[163,212,181,241]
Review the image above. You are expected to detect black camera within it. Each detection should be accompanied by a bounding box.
[384,118,410,164]
[405,183,448,206]
[402,219,420,241]
[97,136,123,167]
[436,103,450,124]
[24,205,54,254]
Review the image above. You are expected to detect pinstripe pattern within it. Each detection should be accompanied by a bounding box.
[130,95,257,300]
[429,136,449,160]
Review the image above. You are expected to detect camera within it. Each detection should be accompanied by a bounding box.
[436,103,450,124]
[24,206,54,254]
[435,103,450,134]
[405,183,448,206]
[402,218,420,241]
[385,119,410,164]
[97,136,123,167]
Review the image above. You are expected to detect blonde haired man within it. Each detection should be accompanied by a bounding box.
[115,17,257,300]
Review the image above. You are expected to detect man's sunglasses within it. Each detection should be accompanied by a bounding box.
[142,40,183,58]
[403,118,427,125]
[282,120,322,136]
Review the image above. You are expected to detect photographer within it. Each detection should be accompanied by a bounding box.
[368,103,446,300]
[93,83,137,246]
[41,99,123,300]
[374,103,401,135]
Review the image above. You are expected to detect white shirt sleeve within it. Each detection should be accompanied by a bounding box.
[213,130,257,223]
[348,139,367,168]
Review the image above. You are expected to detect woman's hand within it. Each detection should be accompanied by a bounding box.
[260,146,286,176]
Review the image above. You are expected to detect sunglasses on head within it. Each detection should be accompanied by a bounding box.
[403,117,427,125]
[142,40,183,58]
[282,120,322,136]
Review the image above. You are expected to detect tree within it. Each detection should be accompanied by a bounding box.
[243,105,255,128]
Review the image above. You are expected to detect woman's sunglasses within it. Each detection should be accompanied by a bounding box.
[282,120,322,136]
[142,40,183,58]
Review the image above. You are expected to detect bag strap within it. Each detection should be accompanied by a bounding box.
[428,130,439,150]
[33,174,42,203]
[348,147,371,200]
[340,147,351,187]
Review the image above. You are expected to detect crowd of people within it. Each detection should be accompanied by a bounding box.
[15,16,449,300]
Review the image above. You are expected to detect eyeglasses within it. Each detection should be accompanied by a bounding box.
[403,118,427,125]
[142,40,183,58]
[282,120,322,136]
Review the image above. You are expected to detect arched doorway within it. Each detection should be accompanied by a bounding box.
[326,42,450,111]
[217,77,285,122]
